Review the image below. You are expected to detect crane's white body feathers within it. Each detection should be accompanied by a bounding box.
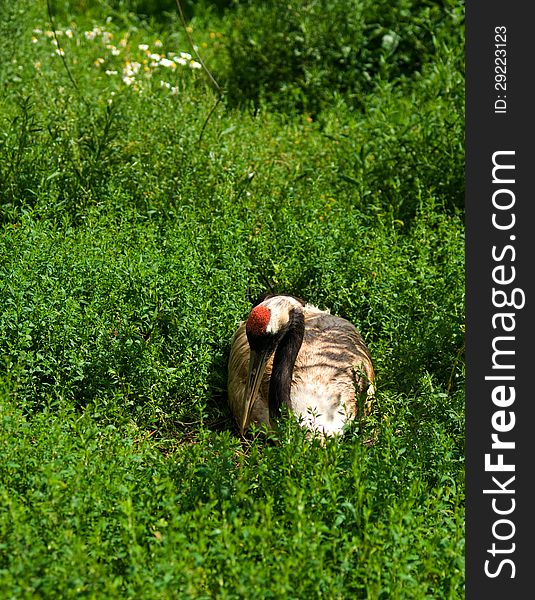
[228,300,375,436]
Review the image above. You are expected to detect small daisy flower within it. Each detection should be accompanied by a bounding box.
[159,57,175,69]
[174,56,187,66]
[154,39,163,48]
[189,60,202,69]
[124,61,141,76]
[180,51,192,60]
[138,44,149,51]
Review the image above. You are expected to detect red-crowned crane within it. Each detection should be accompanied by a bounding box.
[227,294,375,437]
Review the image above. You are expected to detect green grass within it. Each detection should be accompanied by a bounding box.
[1,1,464,597]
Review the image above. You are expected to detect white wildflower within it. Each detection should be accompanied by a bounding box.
[105,69,118,76]
[159,57,175,69]
[123,75,135,86]
[154,39,163,48]
[189,60,202,69]
[138,44,149,51]
[123,61,141,76]
[174,56,187,66]
[180,51,192,60]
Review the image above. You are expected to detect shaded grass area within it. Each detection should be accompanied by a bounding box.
[1,1,464,597]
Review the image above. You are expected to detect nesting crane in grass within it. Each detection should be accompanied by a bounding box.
[227,294,375,437]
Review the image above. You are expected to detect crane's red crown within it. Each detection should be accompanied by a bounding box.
[246,305,271,337]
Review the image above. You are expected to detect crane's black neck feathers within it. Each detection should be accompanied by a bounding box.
[268,308,305,419]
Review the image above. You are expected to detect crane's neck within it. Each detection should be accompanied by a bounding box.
[268,309,305,420]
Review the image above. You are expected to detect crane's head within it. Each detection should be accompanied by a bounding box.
[239,295,304,435]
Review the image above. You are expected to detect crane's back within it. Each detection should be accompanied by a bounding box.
[287,305,374,435]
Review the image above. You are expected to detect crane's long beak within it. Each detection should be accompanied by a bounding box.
[240,349,270,436]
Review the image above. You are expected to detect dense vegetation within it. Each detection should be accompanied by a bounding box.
[1,0,465,597]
